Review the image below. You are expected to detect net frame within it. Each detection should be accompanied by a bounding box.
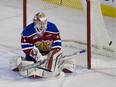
[23,0,91,69]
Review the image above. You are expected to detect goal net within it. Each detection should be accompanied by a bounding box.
[24,0,116,69]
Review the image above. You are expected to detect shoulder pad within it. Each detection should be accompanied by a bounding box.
[22,23,36,37]
[46,22,59,34]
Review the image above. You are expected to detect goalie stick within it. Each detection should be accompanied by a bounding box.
[62,50,85,59]
[22,50,86,71]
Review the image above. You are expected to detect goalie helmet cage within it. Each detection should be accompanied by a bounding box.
[23,0,115,69]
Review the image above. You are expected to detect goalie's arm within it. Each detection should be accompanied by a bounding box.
[21,36,34,55]
[51,32,62,50]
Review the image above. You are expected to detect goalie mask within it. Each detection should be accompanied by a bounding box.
[33,12,47,37]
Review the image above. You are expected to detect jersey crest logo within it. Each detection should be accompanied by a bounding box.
[35,41,52,51]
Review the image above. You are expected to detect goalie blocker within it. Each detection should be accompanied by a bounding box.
[10,50,76,78]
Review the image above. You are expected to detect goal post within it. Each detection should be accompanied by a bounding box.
[86,0,91,69]
[23,0,27,29]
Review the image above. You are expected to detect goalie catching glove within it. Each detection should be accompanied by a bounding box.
[30,45,45,62]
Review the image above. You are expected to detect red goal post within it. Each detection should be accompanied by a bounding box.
[23,0,27,29]
[86,0,91,69]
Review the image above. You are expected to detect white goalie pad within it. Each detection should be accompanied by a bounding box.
[19,49,64,78]
[47,50,64,73]
[10,56,23,71]
[19,60,41,78]
[20,68,60,78]
[63,58,76,72]
[10,51,76,78]
[10,55,61,78]
[46,50,76,74]
[19,60,59,78]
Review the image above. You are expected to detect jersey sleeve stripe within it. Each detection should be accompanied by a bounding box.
[52,42,62,47]
[21,44,33,49]
[51,46,62,49]
[21,43,33,45]
[46,31,59,34]
[53,40,61,43]
[22,47,33,51]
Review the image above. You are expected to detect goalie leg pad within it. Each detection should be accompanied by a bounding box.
[18,60,40,78]
[10,56,23,71]
[46,50,64,73]
[19,61,55,78]
[20,68,44,78]
[63,58,76,73]
[10,56,56,78]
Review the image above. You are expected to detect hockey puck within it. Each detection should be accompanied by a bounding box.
[109,41,112,46]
